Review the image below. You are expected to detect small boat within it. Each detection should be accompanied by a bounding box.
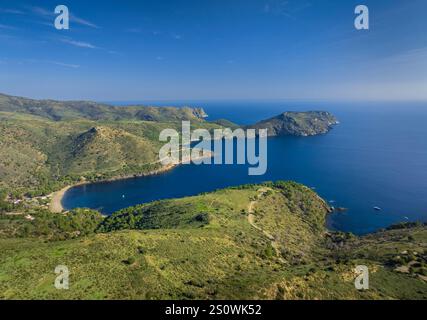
[122,194,126,199]
[329,200,336,204]
[373,206,382,211]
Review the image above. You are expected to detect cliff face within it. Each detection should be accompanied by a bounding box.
[247,111,338,137]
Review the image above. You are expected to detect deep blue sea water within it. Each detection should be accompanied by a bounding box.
[62,101,427,235]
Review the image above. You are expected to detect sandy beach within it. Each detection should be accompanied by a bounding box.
[49,186,72,213]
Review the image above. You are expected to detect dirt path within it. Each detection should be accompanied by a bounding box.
[247,188,286,263]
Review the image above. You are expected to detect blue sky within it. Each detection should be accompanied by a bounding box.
[0,0,426,101]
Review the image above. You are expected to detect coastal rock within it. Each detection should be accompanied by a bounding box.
[246,111,338,137]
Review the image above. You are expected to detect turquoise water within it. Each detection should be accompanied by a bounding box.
[62,101,427,234]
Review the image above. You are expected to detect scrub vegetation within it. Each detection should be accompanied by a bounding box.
[0,182,425,300]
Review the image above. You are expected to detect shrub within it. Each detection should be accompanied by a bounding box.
[263,245,275,259]
[193,213,210,223]
[125,256,136,265]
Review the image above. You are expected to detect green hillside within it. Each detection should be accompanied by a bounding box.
[0,182,425,299]
[62,126,157,175]
[0,110,220,196]
[0,92,217,196]
[0,93,208,122]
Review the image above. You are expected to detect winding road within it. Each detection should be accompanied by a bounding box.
[247,188,286,264]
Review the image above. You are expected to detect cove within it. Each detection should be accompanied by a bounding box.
[62,101,427,235]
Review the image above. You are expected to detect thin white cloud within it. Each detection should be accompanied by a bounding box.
[70,14,100,29]
[385,47,427,65]
[29,6,99,28]
[33,20,55,28]
[29,6,52,17]
[1,58,80,69]
[49,61,80,69]
[61,38,97,49]
[58,37,118,54]
[378,47,427,81]
[0,8,25,14]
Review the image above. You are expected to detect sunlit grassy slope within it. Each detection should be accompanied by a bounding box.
[0,110,221,196]
[1,182,425,300]
[0,93,208,122]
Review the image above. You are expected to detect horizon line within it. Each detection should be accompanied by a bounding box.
[2,92,427,105]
